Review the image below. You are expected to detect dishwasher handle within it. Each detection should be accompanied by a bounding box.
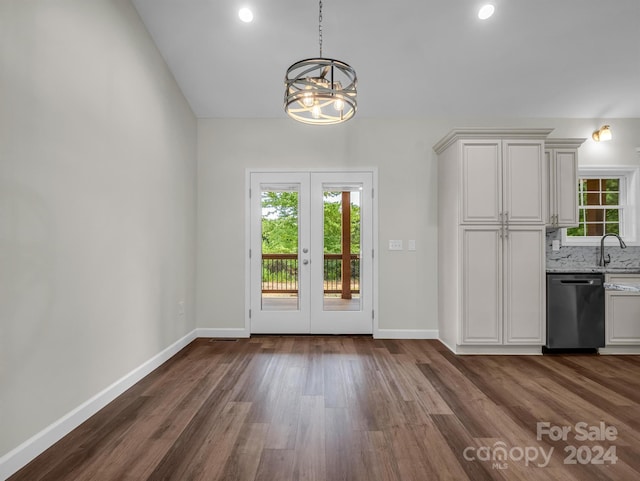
[551,278,602,286]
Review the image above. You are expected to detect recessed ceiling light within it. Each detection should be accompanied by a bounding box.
[238,7,254,23]
[478,4,495,20]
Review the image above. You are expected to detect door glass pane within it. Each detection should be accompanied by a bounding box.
[260,184,299,311]
[322,185,361,312]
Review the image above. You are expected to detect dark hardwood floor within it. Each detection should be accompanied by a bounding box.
[9,337,640,481]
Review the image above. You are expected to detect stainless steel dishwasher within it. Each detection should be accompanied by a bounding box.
[545,273,605,351]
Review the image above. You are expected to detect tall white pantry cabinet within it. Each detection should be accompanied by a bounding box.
[435,129,552,354]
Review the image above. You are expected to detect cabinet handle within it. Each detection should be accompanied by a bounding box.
[504,212,509,238]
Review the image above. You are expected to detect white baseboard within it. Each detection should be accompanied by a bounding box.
[452,344,543,355]
[599,346,640,355]
[195,327,250,338]
[374,329,439,339]
[0,330,197,481]
[438,337,457,353]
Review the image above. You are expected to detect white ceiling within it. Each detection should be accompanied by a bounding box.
[131,0,640,119]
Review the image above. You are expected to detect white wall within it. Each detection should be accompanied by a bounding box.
[197,118,640,334]
[0,0,197,460]
[196,119,439,334]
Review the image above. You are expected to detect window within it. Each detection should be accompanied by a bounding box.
[568,178,622,237]
[563,167,639,245]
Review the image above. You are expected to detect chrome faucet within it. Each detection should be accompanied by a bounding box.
[599,234,627,267]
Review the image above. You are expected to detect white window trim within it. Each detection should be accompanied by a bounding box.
[561,166,640,246]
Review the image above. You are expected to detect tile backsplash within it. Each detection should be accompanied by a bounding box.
[546,230,640,270]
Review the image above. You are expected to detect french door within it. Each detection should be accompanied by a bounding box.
[249,171,374,334]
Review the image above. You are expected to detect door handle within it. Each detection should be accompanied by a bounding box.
[302,259,309,265]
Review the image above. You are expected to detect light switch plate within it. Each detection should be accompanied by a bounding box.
[389,240,403,251]
[408,240,416,251]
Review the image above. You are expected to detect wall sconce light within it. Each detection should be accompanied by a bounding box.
[592,125,612,142]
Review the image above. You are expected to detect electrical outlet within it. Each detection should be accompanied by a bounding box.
[388,240,403,251]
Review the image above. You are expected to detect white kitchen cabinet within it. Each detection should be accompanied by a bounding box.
[435,129,552,354]
[461,225,545,345]
[605,274,640,345]
[461,139,546,225]
[461,141,501,224]
[503,225,546,344]
[545,139,585,228]
[461,226,502,344]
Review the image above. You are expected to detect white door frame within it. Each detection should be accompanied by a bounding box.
[245,168,379,335]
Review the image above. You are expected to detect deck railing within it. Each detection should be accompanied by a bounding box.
[262,253,360,295]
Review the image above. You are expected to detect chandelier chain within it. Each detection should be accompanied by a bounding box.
[318,0,323,58]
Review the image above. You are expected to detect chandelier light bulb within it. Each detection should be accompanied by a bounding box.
[302,86,314,107]
[333,82,345,111]
[312,104,322,119]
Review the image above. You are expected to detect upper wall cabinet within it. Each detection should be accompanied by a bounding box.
[458,138,547,225]
[503,140,547,224]
[461,140,501,223]
[545,139,586,228]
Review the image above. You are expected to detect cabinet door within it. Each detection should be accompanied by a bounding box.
[461,226,502,344]
[606,294,640,344]
[461,141,501,224]
[503,225,545,344]
[545,150,553,225]
[503,140,545,224]
[554,150,579,227]
[606,275,640,345]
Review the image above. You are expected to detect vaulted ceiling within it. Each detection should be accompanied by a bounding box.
[132,0,640,119]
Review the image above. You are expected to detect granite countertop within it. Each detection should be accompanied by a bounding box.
[546,267,640,274]
[604,283,640,292]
